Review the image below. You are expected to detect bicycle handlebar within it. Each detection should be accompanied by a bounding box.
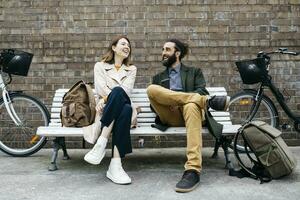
[256,48,299,65]
[284,51,299,56]
[258,48,299,57]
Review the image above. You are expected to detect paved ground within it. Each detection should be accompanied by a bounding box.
[0,147,299,200]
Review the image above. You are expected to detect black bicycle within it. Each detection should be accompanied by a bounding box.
[229,48,299,134]
[0,49,50,156]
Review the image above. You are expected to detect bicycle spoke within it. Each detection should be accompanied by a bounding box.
[229,91,279,153]
[0,93,49,156]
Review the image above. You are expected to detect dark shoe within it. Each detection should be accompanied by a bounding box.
[208,95,230,111]
[175,170,200,193]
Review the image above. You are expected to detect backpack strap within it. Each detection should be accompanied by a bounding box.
[231,123,272,183]
[83,81,96,123]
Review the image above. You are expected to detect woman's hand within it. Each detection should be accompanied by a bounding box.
[96,98,105,113]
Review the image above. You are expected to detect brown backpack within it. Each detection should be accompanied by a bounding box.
[60,80,96,127]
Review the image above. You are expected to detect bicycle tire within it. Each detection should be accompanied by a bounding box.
[229,90,279,127]
[228,90,279,152]
[0,92,50,156]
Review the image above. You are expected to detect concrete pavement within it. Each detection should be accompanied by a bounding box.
[0,147,299,200]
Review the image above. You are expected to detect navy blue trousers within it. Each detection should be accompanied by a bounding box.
[100,87,133,158]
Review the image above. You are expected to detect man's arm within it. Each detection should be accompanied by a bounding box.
[193,68,209,95]
[152,74,159,85]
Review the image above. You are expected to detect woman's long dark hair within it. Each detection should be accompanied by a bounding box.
[101,35,132,66]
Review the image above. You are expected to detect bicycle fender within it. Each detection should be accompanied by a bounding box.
[8,91,23,95]
[0,91,21,103]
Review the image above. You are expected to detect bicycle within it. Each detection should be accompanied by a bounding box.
[229,48,299,134]
[0,49,50,156]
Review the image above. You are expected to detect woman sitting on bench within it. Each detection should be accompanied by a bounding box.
[83,35,137,185]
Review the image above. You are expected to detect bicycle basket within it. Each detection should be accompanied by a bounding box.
[235,57,268,84]
[0,49,33,76]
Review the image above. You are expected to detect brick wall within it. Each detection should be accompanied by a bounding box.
[1,0,300,147]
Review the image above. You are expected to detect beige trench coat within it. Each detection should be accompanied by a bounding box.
[83,61,138,144]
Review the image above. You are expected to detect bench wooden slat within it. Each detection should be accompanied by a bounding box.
[54,87,226,94]
[49,117,232,125]
[53,88,227,100]
[37,124,240,137]
[50,111,230,119]
[48,120,233,127]
[51,107,231,117]
[51,102,152,108]
[54,92,229,98]
[54,92,228,99]
[53,91,227,102]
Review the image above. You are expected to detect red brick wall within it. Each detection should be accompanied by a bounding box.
[1,0,300,147]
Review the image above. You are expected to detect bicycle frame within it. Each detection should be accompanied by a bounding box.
[0,49,51,156]
[0,72,23,126]
[243,83,266,124]
[251,76,300,125]
[241,48,300,128]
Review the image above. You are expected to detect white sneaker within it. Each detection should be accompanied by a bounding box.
[106,158,131,185]
[84,136,107,165]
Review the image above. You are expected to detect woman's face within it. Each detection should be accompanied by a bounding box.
[112,38,131,59]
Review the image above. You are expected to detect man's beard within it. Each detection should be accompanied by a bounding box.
[162,53,176,67]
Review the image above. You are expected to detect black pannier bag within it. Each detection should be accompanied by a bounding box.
[235,57,268,85]
[0,49,33,76]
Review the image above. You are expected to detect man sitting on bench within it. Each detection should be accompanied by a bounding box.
[147,38,230,193]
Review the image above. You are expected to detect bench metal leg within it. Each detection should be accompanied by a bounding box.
[221,136,234,170]
[48,137,70,171]
[60,137,71,160]
[49,138,60,171]
[211,136,234,170]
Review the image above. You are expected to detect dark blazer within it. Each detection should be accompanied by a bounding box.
[151,64,223,139]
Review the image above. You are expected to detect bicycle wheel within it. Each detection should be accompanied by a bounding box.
[0,92,50,156]
[229,90,279,127]
[228,90,279,152]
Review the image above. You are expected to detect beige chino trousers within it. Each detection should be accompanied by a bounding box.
[147,85,207,172]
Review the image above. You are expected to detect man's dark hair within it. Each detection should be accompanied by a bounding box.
[166,38,189,60]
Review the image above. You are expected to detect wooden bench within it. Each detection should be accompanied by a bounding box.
[37,87,240,171]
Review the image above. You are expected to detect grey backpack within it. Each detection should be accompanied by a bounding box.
[233,121,297,182]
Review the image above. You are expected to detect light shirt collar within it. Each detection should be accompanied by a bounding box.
[169,63,181,74]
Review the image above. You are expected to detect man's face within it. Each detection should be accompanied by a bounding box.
[161,42,177,67]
